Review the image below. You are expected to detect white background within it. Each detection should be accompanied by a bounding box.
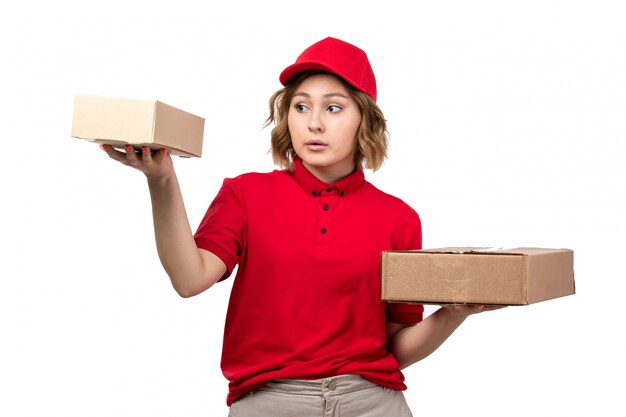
[1,0,624,415]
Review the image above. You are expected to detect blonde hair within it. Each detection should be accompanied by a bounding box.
[265,71,389,171]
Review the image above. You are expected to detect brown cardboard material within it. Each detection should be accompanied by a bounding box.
[381,247,575,305]
[71,95,205,157]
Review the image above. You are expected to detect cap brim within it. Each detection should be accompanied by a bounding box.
[279,62,339,86]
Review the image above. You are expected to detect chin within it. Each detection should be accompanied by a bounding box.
[300,155,334,168]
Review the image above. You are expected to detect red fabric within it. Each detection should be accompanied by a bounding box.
[194,158,423,406]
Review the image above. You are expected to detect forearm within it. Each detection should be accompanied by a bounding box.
[388,307,468,369]
[101,145,223,296]
[147,173,214,297]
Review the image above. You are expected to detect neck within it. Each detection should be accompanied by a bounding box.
[302,160,356,184]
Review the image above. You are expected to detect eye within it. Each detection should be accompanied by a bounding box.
[328,104,342,113]
[294,103,309,112]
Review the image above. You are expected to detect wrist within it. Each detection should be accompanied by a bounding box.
[146,171,176,188]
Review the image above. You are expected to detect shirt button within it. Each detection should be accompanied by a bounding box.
[321,228,327,234]
[323,204,329,211]
[339,191,344,197]
[326,187,332,192]
[328,380,337,390]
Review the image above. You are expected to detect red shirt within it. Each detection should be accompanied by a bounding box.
[194,158,423,406]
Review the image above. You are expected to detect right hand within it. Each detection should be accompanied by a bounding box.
[100,144,174,181]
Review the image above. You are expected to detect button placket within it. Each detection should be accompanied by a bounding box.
[319,188,334,236]
[316,187,337,244]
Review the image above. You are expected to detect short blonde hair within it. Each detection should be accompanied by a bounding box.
[265,71,389,171]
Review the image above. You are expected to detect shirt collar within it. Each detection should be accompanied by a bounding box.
[291,157,365,196]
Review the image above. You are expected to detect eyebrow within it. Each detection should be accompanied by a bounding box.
[293,92,350,99]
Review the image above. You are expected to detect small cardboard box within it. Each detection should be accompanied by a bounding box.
[381,247,575,305]
[71,95,205,157]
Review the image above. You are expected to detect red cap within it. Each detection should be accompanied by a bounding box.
[279,37,377,102]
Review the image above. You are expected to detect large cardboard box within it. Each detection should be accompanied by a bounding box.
[71,95,205,157]
[381,247,575,305]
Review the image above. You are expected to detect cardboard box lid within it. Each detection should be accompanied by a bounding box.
[381,247,575,305]
[416,247,565,256]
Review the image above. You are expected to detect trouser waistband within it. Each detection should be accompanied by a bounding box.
[256,374,378,398]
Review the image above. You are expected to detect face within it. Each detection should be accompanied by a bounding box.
[288,73,361,183]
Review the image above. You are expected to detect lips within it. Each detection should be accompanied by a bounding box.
[305,140,327,151]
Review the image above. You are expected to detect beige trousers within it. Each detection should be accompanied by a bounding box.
[227,374,413,417]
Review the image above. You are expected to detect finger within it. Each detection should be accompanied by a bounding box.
[141,146,152,163]
[152,147,168,163]
[125,145,140,163]
[101,144,129,164]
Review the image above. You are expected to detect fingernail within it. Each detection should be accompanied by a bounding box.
[125,145,133,152]
[142,146,149,153]
[160,148,168,155]
[100,144,108,151]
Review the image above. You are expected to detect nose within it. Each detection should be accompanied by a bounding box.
[308,109,324,133]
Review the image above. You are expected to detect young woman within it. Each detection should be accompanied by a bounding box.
[101,37,500,417]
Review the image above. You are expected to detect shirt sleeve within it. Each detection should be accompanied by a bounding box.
[384,203,424,324]
[385,302,424,324]
[193,178,245,281]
